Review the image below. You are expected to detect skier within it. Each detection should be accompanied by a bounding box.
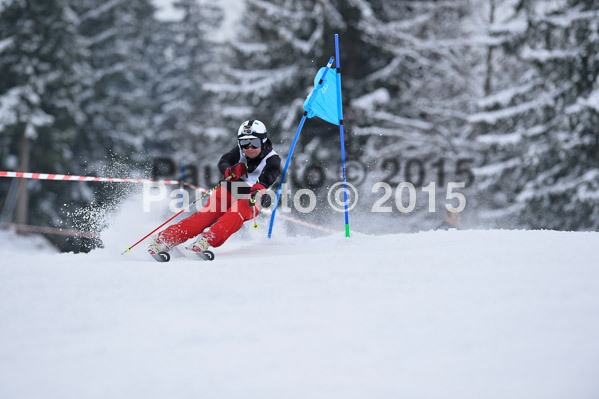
[147,120,281,259]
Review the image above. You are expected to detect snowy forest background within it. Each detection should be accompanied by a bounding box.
[1,0,599,251]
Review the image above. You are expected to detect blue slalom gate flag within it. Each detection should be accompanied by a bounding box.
[303,66,340,126]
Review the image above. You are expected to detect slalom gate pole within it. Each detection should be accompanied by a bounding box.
[335,34,350,237]
[121,179,226,255]
[267,57,336,239]
[267,113,307,239]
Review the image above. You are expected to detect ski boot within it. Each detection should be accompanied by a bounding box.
[189,234,215,261]
[148,238,171,262]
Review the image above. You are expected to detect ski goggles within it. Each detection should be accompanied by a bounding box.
[239,138,262,149]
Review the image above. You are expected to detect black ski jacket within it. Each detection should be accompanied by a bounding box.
[218,138,281,196]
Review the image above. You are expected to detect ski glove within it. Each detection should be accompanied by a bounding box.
[249,183,266,207]
[225,163,247,181]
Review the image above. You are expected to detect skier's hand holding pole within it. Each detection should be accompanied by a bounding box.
[248,183,265,207]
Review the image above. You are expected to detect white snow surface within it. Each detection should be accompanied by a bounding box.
[1,216,599,398]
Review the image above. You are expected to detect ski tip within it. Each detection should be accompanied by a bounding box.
[195,250,215,261]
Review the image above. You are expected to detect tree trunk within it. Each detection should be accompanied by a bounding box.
[15,124,30,234]
[484,0,496,97]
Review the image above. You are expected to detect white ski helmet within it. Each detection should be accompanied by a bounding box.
[237,120,267,143]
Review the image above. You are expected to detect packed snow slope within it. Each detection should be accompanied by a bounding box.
[1,228,598,399]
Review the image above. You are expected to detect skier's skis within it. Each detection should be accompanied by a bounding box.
[151,248,215,262]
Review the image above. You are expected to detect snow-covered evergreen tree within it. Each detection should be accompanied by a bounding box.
[208,0,333,136]
[73,0,157,169]
[340,0,484,231]
[0,0,89,228]
[149,0,225,167]
[472,0,599,230]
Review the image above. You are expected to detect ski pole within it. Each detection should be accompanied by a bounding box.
[121,179,228,255]
[249,187,260,229]
[252,205,258,229]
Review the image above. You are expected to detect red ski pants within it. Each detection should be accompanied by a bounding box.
[157,186,259,248]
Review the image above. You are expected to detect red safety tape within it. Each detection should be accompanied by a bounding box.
[0,170,203,191]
